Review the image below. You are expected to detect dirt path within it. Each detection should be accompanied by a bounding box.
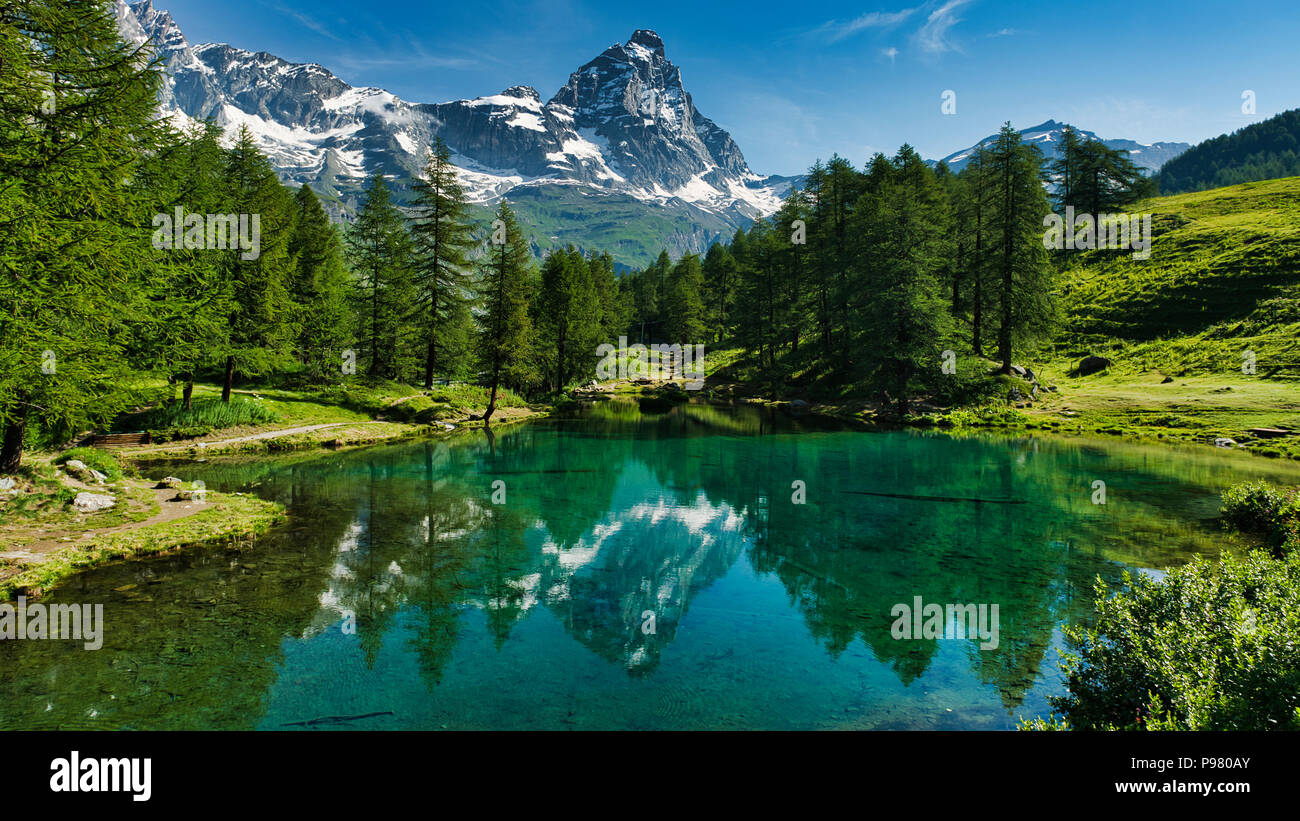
[0,488,210,563]
[126,422,369,455]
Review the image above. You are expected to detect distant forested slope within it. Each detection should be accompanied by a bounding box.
[1158,109,1300,194]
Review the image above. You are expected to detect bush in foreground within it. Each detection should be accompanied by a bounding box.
[1023,481,1300,731]
[1024,549,1300,730]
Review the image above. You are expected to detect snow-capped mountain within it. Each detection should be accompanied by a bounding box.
[114,1,793,262]
[937,120,1191,174]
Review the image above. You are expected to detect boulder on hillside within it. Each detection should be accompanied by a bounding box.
[155,476,185,490]
[65,459,108,485]
[1074,356,1113,376]
[72,492,115,513]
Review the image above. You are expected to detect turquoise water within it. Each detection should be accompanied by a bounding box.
[3,401,1297,730]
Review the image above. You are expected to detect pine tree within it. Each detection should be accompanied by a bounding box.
[137,120,232,409]
[662,252,708,346]
[0,0,165,470]
[701,242,736,344]
[772,189,811,356]
[410,138,475,388]
[987,123,1054,373]
[1047,125,1084,211]
[289,184,354,382]
[588,251,629,344]
[802,160,835,360]
[1053,129,1152,214]
[477,202,535,423]
[534,245,600,392]
[734,220,781,373]
[634,250,671,343]
[824,155,861,374]
[346,172,415,381]
[855,145,953,414]
[217,125,298,400]
[955,144,996,355]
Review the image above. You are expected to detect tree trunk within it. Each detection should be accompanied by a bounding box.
[222,356,235,402]
[369,274,381,377]
[484,378,499,425]
[999,148,1015,375]
[182,378,194,410]
[0,404,28,473]
[423,339,435,390]
[972,173,984,356]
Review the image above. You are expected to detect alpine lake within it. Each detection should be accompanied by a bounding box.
[4,399,1298,730]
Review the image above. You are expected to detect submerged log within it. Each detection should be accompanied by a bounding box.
[840,490,1026,505]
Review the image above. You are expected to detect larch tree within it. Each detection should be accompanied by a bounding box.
[289,183,354,382]
[346,172,415,381]
[0,0,164,470]
[477,202,535,423]
[410,137,475,388]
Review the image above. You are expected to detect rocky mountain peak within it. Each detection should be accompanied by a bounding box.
[501,85,542,102]
[114,0,793,261]
[626,29,666,58]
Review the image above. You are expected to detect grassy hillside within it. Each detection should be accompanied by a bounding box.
[480,186,738,268]
[1057,175,1300,376]
[316,178,742,269]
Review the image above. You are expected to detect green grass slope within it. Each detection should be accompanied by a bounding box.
[1058,176,1300,376]
[483,185,739,268]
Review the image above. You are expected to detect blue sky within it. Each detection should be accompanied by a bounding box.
[152,0,1299,176]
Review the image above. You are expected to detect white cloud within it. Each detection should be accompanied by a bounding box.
[810,7,918,43]
[915,0,972,55]
[273,4,341,42]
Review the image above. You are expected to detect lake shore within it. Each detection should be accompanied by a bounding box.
[5,368,1295,603]
[0,481,285,601]
[0,388,547,602]
[630,368,1300,462]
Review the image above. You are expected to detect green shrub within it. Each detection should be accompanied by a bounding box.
[386,395,436,422]
[427,383,525,410]
[1037,550,1300,730]
[147,424,214,443]
[941,405,1029,427]
[1221,480,1300,555]
[130,397,279,439]
[55,448,124,481]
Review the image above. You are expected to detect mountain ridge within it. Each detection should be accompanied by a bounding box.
[934,119,1191,174]
[114,0,795,264]
[114,1,1192,266]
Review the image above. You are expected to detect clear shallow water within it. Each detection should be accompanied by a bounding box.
[4,401,1299,730]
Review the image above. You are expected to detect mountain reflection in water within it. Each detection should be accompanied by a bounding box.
[4,400,1296,730]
